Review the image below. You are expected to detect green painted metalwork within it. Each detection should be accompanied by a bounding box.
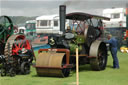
[69,43,82,53]
[0,16,13,43]
[76,35,85,44]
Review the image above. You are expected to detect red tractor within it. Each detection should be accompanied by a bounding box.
[0,16,34,76]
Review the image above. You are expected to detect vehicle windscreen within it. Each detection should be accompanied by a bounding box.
[26,23,35,29]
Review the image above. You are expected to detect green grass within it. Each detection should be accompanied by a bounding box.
[0,51,128,85]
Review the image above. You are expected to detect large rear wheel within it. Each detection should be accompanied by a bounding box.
[89,40,107,70]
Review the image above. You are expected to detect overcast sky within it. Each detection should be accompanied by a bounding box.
[0,0,128,16]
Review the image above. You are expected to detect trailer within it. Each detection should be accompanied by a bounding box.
[36,14,69,36]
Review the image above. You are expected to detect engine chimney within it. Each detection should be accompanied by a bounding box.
[59,5,66,34]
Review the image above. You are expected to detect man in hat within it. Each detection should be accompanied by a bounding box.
[106,34,119,69]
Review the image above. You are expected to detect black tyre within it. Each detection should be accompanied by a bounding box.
[1,68,6,76]
[21,62,30,74]
[9,68,16,77]
[62,55,70,77]
[62,68,70,77]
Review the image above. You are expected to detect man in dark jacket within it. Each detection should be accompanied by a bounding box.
[107,34,119,69]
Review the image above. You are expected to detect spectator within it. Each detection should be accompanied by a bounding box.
[106,34,120,69]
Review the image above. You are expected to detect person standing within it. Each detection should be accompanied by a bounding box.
[106,34,120,69]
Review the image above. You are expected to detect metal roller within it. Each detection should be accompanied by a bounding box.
[89,40,107,70]
[35,49,72,77]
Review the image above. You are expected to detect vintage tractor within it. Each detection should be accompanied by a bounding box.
[0,16,34,76]
[34,5,110,77]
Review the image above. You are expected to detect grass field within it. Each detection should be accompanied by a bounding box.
[0,51,128,85]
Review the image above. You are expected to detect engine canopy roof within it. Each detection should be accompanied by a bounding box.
[66,12,110,21]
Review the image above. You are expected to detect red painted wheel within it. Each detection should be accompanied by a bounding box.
[4,35,32,58]
[12,36,31,55]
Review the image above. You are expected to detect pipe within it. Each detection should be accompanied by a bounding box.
[59,5,66,34]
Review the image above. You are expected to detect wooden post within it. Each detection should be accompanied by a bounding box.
[76,48,79,85]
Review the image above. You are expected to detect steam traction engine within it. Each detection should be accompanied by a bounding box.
[35,5,110,77]
[0,16,34,76]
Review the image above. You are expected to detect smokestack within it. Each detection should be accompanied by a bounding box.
[59,5,66,34]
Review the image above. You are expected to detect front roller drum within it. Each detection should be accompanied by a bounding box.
[35,49,72,77]
[89,40,107,70]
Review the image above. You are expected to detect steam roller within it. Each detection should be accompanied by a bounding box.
[34,5,110,77]
[35,49,72,77]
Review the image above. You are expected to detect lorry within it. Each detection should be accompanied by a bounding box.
[25,20,36,38]
[102,8,128,48]
[17,20,36,41]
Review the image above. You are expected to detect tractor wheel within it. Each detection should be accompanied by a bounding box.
[62,68,70,77]
[89,40,107,71]
[9,68,16,77]
[21,62,30,74]
[1,68,6,76]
